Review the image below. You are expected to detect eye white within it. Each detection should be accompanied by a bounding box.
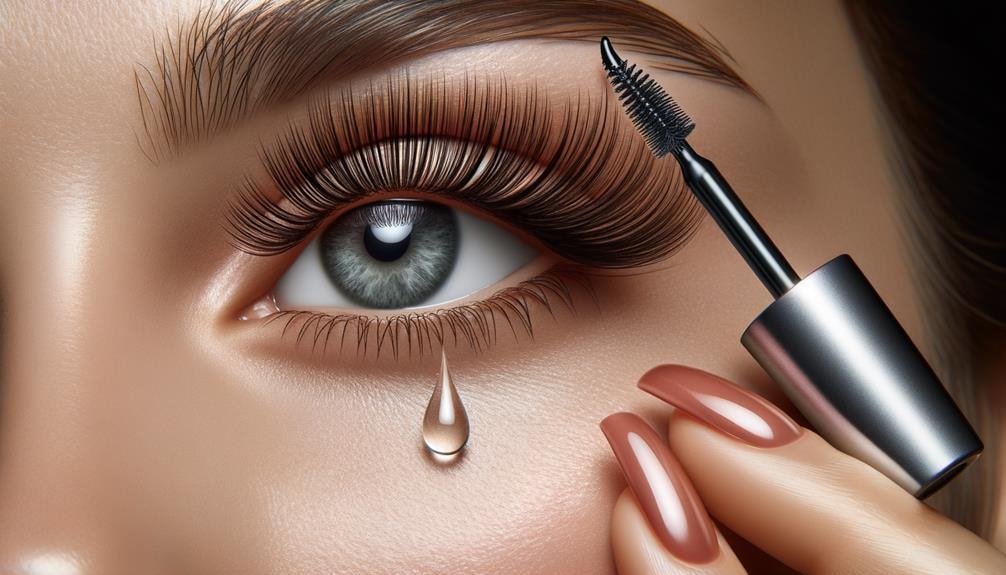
[274,206,538,310]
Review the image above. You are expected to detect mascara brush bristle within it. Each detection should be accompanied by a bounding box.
[600,37,695,157]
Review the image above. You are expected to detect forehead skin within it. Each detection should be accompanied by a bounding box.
[0,1,927,573]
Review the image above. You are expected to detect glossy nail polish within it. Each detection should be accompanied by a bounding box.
[638,364,803,448]
[600,412,719,564]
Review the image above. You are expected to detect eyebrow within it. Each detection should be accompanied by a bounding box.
[135,0,754,161]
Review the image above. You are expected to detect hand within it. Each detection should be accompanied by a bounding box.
[599,364,1006,574]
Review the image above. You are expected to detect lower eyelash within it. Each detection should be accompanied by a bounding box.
[260,266,595,360]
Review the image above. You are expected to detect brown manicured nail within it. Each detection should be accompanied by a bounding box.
[638,364,804,448]
[600,412,719,564]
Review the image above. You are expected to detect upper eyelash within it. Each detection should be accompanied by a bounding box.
[263,266,596,359]
[225,72,704,270]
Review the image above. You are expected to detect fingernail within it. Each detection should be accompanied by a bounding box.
[638,364,803,448]
[600,412,719,564]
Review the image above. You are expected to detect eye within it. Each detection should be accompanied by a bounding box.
[225,76,703,356]
[274,199,539,310]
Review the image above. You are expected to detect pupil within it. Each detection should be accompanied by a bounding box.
[364,224,412,262]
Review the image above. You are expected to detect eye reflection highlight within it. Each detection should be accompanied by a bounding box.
[364,222,413,262]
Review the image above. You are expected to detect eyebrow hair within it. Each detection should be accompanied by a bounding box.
[135,0,754,161]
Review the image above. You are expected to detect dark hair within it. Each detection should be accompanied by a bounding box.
[843,1,1004,537]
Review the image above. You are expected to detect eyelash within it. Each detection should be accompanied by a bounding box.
[226,73,701,357]
[263,266,594,359]
[226,73,701,268]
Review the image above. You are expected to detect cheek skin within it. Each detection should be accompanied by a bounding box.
[0,1,932,574]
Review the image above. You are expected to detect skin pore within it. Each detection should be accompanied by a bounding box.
[0,1,1002,573]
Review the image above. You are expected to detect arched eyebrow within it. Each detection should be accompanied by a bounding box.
[135,0,753,161]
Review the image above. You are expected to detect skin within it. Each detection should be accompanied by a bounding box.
[0,1,1003,573]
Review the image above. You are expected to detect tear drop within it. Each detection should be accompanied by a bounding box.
[422,350,470,455]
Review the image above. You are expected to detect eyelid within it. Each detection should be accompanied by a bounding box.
[258,265,595,358]
[225,72,704,271]
[243,187,565,272]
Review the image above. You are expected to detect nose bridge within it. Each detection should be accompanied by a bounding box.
[0,194,115,572]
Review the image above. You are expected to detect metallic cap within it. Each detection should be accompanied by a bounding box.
[740,254,983,498]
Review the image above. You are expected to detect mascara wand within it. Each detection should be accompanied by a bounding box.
[601,37,798,298]
[599,37,982,498]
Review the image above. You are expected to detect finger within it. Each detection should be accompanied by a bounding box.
[639,364,1006,575]
[601,413,748,575]
[612,489,747,575]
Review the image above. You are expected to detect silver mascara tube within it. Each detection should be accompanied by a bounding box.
[601,37,983,498]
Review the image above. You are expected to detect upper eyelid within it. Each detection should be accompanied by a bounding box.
[227,74,602,252]
[225,73,706,271]
[134,0,753,162]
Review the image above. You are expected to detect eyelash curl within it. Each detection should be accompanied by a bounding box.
[227,72,703,357]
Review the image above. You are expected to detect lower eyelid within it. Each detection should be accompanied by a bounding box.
[240,265,595,360]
